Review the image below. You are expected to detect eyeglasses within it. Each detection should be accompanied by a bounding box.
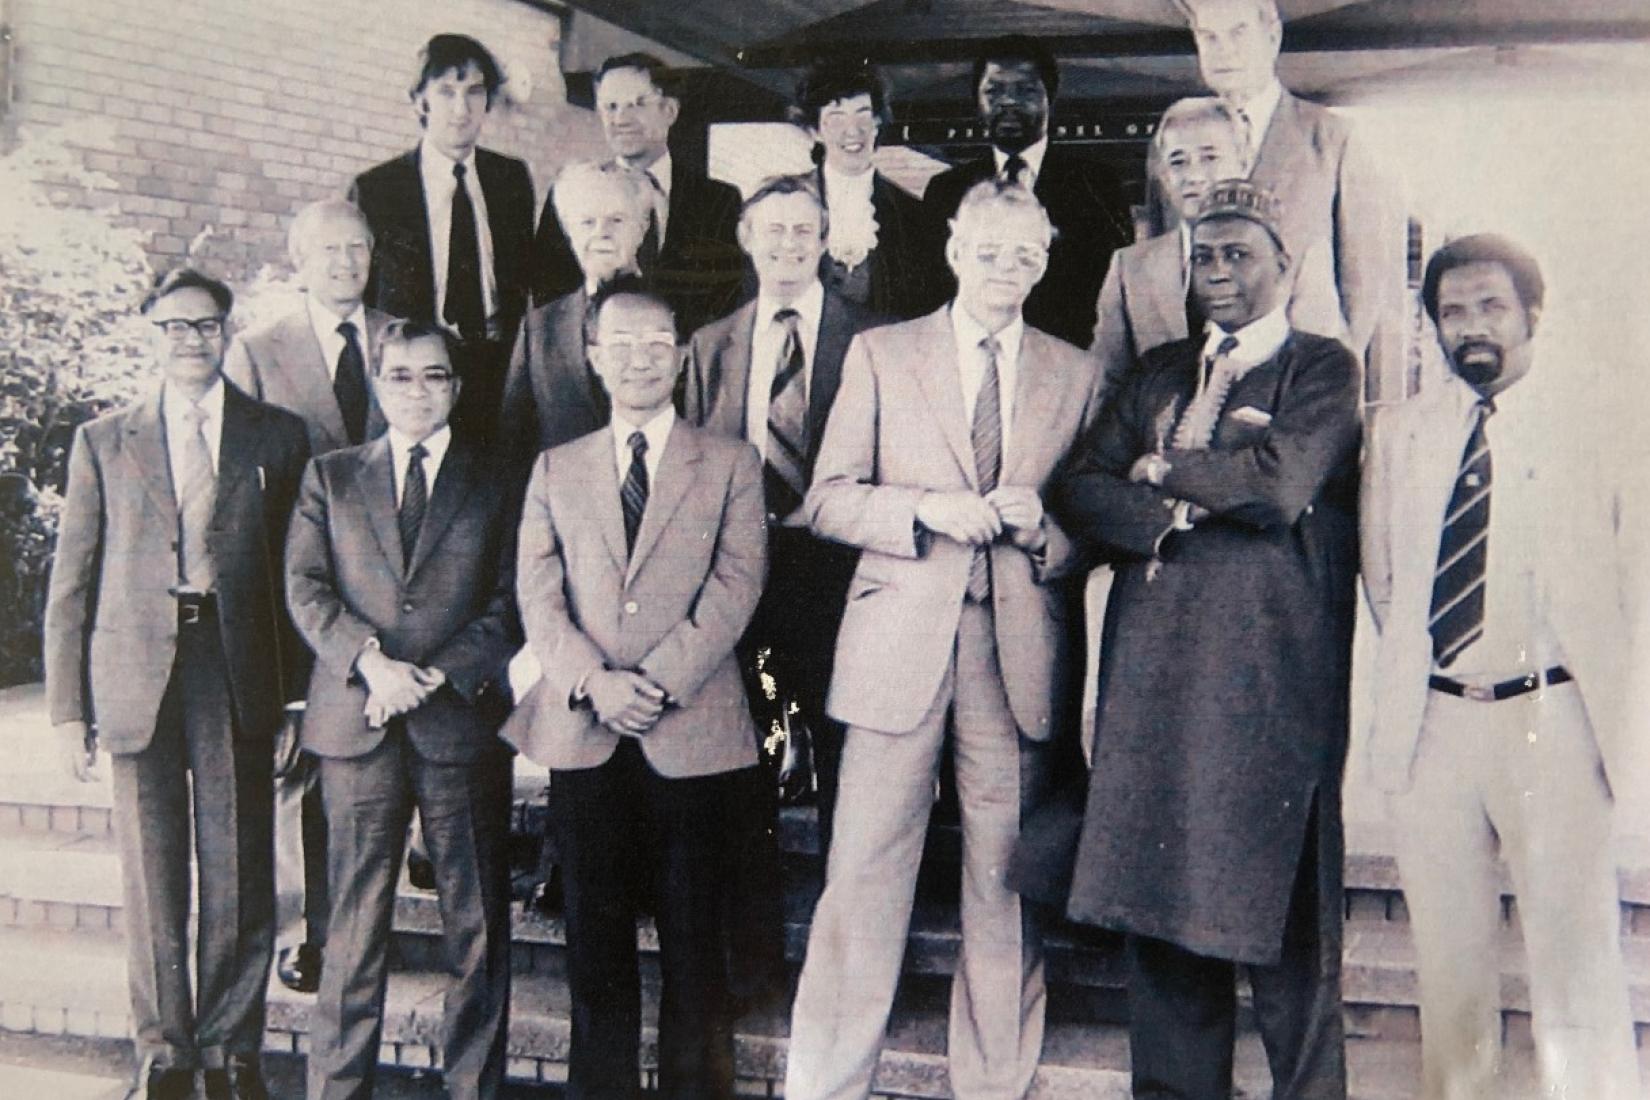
[378,367,455,391]
[597,91,666,117]
[971,243,1048,271]
[152,317,226,340]
[595,337,678,366]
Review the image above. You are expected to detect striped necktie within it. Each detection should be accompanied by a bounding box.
[399,443,429,569]
[966,335,1004,603]
[176,402,216,592]
[1429,403,1494,667]
[765,308,809,516]
[621,430,649,557]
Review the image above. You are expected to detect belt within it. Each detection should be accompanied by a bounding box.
[174,592,217,626]
[1428,666,1571,702]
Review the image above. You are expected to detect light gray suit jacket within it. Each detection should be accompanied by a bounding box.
[803,306,1102,739]
[501,421,767,778]
[223,303,395,455]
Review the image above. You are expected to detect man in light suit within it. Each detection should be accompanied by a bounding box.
[785,180,1102,1100]
[498,160,651,468]
[351,33,535,445]
[1091,96,1344,395]
[503,279,766,1099]
[46,269,312,1100]
[1184,0,1402,365]
[1362,235,1644,1100]
[286,319,520,1100]
[224,197,395,995]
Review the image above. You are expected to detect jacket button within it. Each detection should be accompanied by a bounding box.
[401,602,415,613]
[624,600,639,615]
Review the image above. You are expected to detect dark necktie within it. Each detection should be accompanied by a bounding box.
[399,442,429,569]
[621,430,649,557]
[1003,154,1028,185]
[334,320,369,445]
[638,169,666,271]
[765,308,809,516]
[1429,403,1494,667]
[444,163,486,341]
[967,336,1004,602]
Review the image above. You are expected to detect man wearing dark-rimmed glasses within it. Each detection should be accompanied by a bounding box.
[45,268,313,1100]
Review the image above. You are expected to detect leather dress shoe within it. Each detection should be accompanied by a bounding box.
[129,1060,193,1100]
[407,849,437,891]
[529,864,563,916]
[276,942,322,993]
[202,1056,269,1100]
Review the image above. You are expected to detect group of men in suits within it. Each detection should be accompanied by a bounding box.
[38,5,1647,1100]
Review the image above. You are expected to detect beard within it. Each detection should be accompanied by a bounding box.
[987,107,1045,154]
[1449,339,1507,388]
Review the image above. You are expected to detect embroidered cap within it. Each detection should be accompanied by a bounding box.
[1193,179,1285,248]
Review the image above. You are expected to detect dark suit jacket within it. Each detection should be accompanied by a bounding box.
[815,168,943,321]
[223,303,397,455]
[44,383,312,750]
[923,147,1132,350]
[350,146,535,344]
[285,436,520,764]
[498,288,609,469]
[531,156,744,334]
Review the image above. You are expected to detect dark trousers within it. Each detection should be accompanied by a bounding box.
[110,604,274,1070]
[275,753,329,951]
[1126,812,1346,1100]
[553,741,747,1100]
[309,732,513,1100]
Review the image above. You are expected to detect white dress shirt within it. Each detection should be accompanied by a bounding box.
[162,377,225,494]
[419,138,499,330]
[611,406,674,486]
[993,135,1048,188]
[637,150,673,242]
[950,304,1023,466]
[1229,79,1284,163]
[1202,301,1290,373]
[388,424,452,507]
[306,296,371,381]
[745,281,825,459]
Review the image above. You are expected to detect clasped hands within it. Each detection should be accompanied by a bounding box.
[584,668,668,738]
[916,486,1047,552]
[356,647,446,728]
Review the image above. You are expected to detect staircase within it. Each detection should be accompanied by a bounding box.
[3,684,1648,1098]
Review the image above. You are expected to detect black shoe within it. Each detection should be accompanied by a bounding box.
[529,865,563,916]
[276,942,323,993]
[130,1061,193,1100]
[407,849,437,891]
[202,1056,269,1100]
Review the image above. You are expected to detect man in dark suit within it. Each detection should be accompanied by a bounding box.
[1054,181,1361,1097]
[350,34,534,445]
[224,197,396,996]
[530,52,743,336]
[502,280,767,1099]
[286,319,520,1100]
[45,269,312,1100]
[683,173,880,845]
[922,35,1132,350]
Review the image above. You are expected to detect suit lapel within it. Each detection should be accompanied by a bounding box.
[808,294,855,453]
[626,423,702,584]
[358,437,404,576]
[573,431,630,575]
[279,310,351,452]
[714,302,758,441]
[1247,93,1297,193]
[398,149,436,314]
[1004,331,1060,483]
[122,390,178,522]
[213,385,261,524]
[911,310,978,487]
[406,440,475,579]
[554,290,605,427]
[1139,233,1190,349]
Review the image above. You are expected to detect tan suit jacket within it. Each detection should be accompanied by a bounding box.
[501,422,766,778]
[43,383,312,750]
[223,304,395,455]
[803,306,1102,739]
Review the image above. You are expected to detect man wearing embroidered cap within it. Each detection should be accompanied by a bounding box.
[1054,178,1362,1096]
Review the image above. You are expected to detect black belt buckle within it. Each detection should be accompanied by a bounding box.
[176,592,212,626]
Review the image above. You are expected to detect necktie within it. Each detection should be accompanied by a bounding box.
[1003,154,1028,185]
[638,169,666,270]
[399,442,428,569]
[1170,334,1242,451]
[967,336,1004,602]
[444,163,486,341]
[334,320,369,445]
[1235,106,1256,165]
[176,402,216,592]
[765,308,809,516]
[1429,404,1493,667]
[621,431,649,557]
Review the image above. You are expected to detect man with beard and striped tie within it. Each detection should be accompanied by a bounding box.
[785,179,1101,1100]
[1363,234,1643,1100]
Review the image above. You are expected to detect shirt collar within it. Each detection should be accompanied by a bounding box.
[163,376,226,424]
[951,302,1024,365]
[758,280,825,337]
[419,137,477,185]
[822,161,876,201]
[389,423,452,467]
[611,404,675,456]
[1204,301,1290,366]
[994,135,1048,183]
[636,150,672,198]
[306,295,368,346]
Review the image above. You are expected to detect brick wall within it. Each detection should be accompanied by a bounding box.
[3,0,608,282]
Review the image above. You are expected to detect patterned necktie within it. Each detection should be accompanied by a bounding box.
[766,308,809,516]
[399,442,428,569]
[1003,154,1028,185]
[444,163,485,341]
[334,320,369,445]
[1171,335,1242,451]
[621,430,649,557]
[967,336,1004,602]
[1429,403,1494,667]
[1235,105,1256,165]
[176,402,216,592]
